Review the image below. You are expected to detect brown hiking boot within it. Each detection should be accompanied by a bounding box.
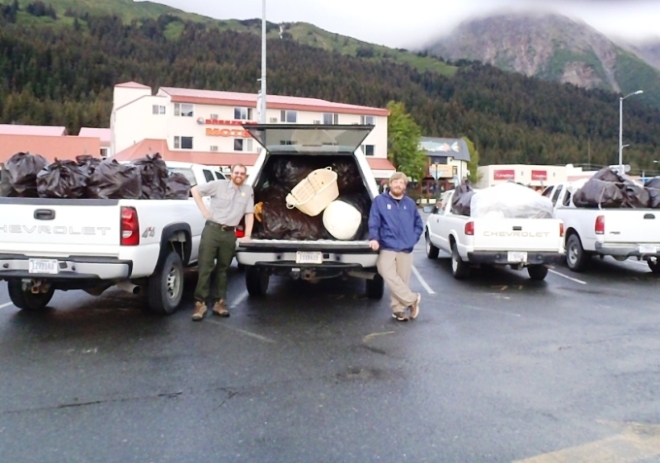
[410,293,421,320]
[212,300,230,317]
[192,301,207,321]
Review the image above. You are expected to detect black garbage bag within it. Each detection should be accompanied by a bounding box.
[76,155,103,178]
[132,153,168,199]
[592,167,624,183]
[621,184,650,208]
[37,159,88,199]
[87,160,142,200]
[0,169,13,197]
[646,177,660,208]
[451,182,475,216]
[331,159,363,194]
[268,156,327,190]
[165,173,191,199]
[2,152,49,197]
[573,178,625,208]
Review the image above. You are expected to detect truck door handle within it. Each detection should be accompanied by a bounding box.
[644,214,655,219]
[513,226,522,231]
[34,209,55,220]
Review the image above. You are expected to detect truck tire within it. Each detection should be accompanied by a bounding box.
[527,265,549,281]
[425,232,440,259]
[365,274,384,299]
[147,251,184,314]
[7,279,54,311]
[566,234,589,272]
[451,242,469,280]
[246,266,269,297]
[648,259,660,273]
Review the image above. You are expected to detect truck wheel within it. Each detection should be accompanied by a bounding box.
[648,259,660,273]
[527,265,548,281]
[246,266,269,297]
[7,279,54,311]
[147,251,184,314]
[365,274,384,299]
[566,234,589,272]
[451,242,469,280]
[425,233,440,259]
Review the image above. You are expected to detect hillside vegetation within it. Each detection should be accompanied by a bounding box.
[0,2,659,173]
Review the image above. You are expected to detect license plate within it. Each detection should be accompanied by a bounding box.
[28,259,59,274]
[296,252,323,264]
[507,252,528,263]
[639,245,658,254]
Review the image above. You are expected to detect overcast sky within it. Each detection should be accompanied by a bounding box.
[148,0,660,48]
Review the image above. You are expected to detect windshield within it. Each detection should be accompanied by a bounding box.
[245,124,373,154]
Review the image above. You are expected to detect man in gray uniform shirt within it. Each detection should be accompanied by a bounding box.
[190,164,254,321]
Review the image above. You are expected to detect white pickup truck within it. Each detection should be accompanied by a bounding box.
[0,161,225,313]
[424,188,565,280]
[541,181,660,272]
[235,124,384,299]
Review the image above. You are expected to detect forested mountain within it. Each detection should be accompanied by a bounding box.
[424,13,660,109]
[0,3,659,173]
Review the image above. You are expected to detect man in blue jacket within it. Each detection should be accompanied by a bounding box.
[369,172,424,321]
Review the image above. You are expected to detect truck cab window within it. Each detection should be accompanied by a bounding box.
[203,170,215,183]
[551,185,563,206]
[541,186,554,197]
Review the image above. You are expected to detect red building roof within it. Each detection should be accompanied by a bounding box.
[0,124,66,137]
[112,139,259,166]
[159,87,390,117]
[0,134,101,164]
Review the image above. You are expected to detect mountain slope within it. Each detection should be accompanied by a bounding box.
[425,13,660,108]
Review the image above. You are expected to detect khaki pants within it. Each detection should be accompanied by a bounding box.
[377,250,417,313]
[194,224,236,303]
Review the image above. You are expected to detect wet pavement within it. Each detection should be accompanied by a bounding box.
[2,240,660,462]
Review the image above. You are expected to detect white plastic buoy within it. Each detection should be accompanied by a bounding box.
[323,200,362,240]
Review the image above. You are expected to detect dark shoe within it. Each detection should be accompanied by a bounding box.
[392,311,409,322]
[410,293,421,320]
[192,301,207,321]
[212,300,230,317]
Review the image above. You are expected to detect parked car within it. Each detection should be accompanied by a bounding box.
[542,181,660,272]
[424,188,565,280]
[0,161,219,314]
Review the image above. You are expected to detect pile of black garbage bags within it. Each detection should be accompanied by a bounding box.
[252,155,371,241]
[573,167,660,209]
[0,152,190,200]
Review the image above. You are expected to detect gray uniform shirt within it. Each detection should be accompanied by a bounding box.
[197,180,254,226]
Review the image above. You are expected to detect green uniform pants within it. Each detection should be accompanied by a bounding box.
[194,223,237,303]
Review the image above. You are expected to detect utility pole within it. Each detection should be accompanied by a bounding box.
[259,0,267,124]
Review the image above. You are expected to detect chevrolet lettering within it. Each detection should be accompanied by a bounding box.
[0,225,112,235]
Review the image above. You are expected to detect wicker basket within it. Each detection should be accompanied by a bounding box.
[286,167,339,216]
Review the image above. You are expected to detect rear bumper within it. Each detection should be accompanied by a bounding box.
[236,249,378,268]
[467,251,563,265]
[595,242,660,258]
[0,254,133,281]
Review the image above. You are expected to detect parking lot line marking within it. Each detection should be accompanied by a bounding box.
[513,427,660,463]
[0,302,12,310]
[229,290,248,308]
[206,319,276,344]
[548,269,587,285]
[412,265,436,294]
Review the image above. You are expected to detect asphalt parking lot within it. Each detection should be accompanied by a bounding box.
[2,236,660,463]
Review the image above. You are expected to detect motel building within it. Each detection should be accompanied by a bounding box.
[110,82,396,179]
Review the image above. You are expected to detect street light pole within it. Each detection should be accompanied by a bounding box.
[259,0,267,124]
[618,89,643,173]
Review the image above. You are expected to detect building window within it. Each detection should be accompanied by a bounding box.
[210,145,219,152]
[361,115,374,125]
[174,103,194,117]
[323,113,339,125]
[362,144,374,156]
[174,136,193,150]
[152,105,166,115]
[234,139,244,151]
[234,107,253,120]
[210,113,219,120]
[280,110,297,123]
[100,148,109,159]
